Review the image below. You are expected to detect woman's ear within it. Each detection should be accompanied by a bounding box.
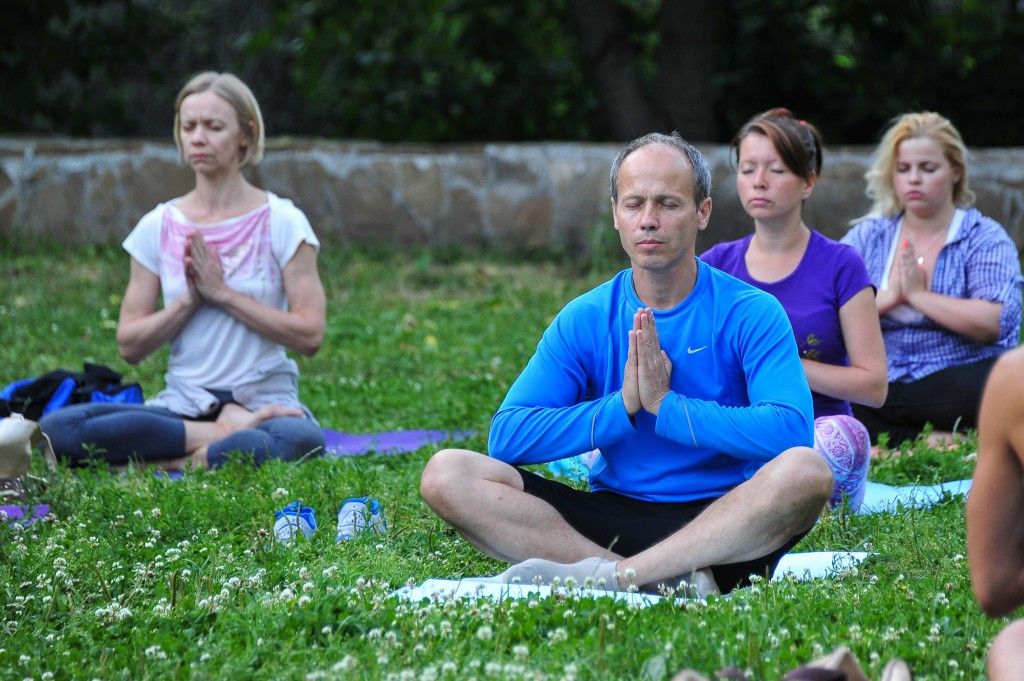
[802,173,819,200]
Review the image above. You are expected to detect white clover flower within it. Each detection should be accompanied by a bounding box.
[441,661,457,674]
[547,627,568,644]
[133,510,144,518]
[299,567,310,580]
[19,655,30,664]
[151,508,161,517]
[321,626,332,636]
[144,645,167,660]
[476,625,493,641]
[200,653,212,663]
[332,656,357,672]
[298,595,312,607]
[279,588,295,601]
[512,644,529,659]
[207,528,219,538]
[272,487,289,500]
[485,662,501,676]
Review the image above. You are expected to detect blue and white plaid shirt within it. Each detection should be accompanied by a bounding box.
[842,207,1023,382]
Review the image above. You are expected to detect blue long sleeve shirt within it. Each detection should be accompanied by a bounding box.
[488,261,814,503]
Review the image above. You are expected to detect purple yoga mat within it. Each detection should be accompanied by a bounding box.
[0,504,50,525]
[322,428,474,457]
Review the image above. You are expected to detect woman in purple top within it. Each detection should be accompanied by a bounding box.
[703,108,887,510]
[841,113,1023,447]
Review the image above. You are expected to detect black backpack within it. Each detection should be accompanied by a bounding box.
[0,363,144,421]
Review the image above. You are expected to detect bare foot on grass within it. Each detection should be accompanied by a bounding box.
[216,403,303,432]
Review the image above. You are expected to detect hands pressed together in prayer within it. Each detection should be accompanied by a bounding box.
[184,232,229,307]
[889,239,930,307]
[622,308,673,417]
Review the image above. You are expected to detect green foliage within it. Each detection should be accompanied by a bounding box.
[244,0,604,141]
[0,248,1003,678]
[717,0,1024,145]
[4,2,1023,143]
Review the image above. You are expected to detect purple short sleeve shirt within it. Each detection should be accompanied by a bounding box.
[702,230,873,417]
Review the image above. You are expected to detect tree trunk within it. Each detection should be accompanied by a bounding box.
[566,0,665,140]
[655,0,719,142]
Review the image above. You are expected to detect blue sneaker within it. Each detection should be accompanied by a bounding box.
[336,497,387,543]
[274,501,317,545]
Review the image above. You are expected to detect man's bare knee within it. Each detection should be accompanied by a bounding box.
[420,448,470,510]
[761,446,834,510]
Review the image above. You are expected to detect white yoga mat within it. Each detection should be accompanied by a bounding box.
[772,551,870,580]
[394,551,872,605]
[392,578,671,607]
[857,479,971,515]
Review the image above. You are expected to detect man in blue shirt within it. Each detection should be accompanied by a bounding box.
[420,132,833,595]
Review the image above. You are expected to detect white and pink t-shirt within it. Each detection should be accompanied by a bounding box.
[122,192,320,416]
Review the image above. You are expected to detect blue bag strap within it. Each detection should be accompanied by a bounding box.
[42,376,78,416]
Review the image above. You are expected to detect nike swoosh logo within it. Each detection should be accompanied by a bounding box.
[687,346,707,354]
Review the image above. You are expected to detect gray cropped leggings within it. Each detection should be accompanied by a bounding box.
[40,402,325,468]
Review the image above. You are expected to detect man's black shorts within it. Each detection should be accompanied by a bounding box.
[518,468,806,594]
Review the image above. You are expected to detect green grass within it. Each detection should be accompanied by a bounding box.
[0,247,1004,679]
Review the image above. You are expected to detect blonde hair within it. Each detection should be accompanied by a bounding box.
[862,111,974,218]
[173,71,265,167]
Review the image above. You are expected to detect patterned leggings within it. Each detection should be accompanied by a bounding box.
[813,414,871,512]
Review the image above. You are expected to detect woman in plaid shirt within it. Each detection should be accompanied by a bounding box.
[842,112,1022,447]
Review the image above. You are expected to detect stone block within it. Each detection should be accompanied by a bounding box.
[0,166,12,198]
[131,157,193,223]
[256,156,339,239]
[23,172,85,242]
[488,152,540,186]
[549,157,610,252]
[451,156,487,187]
[436,187,486,248]
[399,159,444,225]
[336,161,427,247]
[487,193,553,252]
[87,166,126,232]
[0,199,14,239]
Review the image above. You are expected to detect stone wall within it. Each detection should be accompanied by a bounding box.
[2,138,1023,255]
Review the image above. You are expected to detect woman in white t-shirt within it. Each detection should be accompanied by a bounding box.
[42,72,327,470]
